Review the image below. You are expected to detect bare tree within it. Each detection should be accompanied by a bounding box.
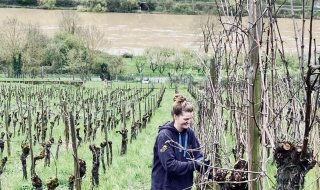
[78,25,108,79]
[172,51,183,72]
[0,17,25,76]
[59,11,82,35]
[134,56,146,74]
[157,47,173,74]
[194,14,219,54]
[144,47,160,73]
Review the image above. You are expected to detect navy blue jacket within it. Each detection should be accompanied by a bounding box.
[151,121,202,190]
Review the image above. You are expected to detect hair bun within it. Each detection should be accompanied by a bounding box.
[173,94,186,103]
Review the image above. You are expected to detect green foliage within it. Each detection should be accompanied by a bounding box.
[194,2,205,11]
[91,52,124,77]
[55,0,79,7]
[42,43,64,68]
[11,53,23,78]
[144,0,156,11]
[106,0,138,12]
[106,0,121,12]
[52,31,84,55]
[22,24,49,77]
[37,0,56,9]
[91,51,109,74]
[119,0,138,13]
[155,0,174,12]
[171,3,194,15]
[18,0,37,5]
[42,31,87,74]
[81,0,107,12]
[1,0,315,15]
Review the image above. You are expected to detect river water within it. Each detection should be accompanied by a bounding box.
[0,8,320,55]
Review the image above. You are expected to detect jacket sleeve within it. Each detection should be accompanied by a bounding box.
[189,129,205,172]
[157,130,199,175]
[190,129,203,159]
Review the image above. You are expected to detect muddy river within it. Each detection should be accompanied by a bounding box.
[1,8,319,55]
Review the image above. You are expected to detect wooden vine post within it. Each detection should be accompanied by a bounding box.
[4,103,11,157]
[122,101,126,129]
[41,99,44,144]
[313,114,319,189]
[12,112,17,137]
[28,107,36,177]
[69,112,81,190]
[108,141,113,165]
[138,100,142,132]
[247,0,262,189]
[130,102,137,143]
[55,136,62,159]
[62,101,69,151]
[103,101,110,166]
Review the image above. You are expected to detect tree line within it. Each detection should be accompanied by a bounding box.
[0,0,314,15]
[0,0,216,14]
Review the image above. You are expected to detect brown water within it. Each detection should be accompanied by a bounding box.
[1,8,320,55]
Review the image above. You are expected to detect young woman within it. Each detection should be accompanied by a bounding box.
[151,94,205,190]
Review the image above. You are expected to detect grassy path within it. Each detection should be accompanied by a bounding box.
[98,85,184,190]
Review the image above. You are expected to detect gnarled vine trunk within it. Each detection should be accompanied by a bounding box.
[274,142,316,190]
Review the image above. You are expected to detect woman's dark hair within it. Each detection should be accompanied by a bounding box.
[171,94,193,116]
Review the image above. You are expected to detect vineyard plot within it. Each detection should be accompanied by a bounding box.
[0,83,165,189]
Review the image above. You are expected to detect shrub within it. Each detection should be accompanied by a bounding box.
[55,0,79,7]
[119,0,139,13]
[194,2,205,11]
[155,4,164,12]
[77,5,87,11]
[106,0,121,12]
[122,53,133,59]
[172,3,194,14]
[155,0,173,12]
[18,0,37,5]
[38,0,56,9]
[144,0,156,11]
[81,0,107,12]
